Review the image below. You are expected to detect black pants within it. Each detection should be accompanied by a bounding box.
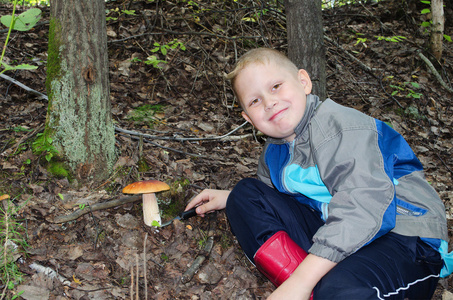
[226,178,443,299]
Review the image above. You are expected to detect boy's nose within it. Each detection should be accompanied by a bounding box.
[264,97,278,111]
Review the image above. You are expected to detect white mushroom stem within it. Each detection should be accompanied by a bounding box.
[142,193,161,226]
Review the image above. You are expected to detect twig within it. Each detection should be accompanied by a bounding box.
[417,51,453,93]
[115,121,250,142]
[51,195,141,223]
[0,73,48,100]
[130,265,134,300]
[116,132,214,160]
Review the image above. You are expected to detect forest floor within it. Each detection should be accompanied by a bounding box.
[0,0,452,299]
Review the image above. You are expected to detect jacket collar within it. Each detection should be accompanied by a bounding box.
[267,94,322,144]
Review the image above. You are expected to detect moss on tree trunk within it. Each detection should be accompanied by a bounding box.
[46,0,116,185]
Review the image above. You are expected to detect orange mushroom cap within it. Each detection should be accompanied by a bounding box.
[122,180,170,194]
[0,194,10,201]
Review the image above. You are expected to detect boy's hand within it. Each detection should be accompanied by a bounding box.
[185,189,230,217]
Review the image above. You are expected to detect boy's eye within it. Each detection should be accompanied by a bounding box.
[250,98,260,106]
[272,83,281,91]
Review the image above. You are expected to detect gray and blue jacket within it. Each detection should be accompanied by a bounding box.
[257,94,453,276]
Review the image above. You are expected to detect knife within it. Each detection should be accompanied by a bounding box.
[160,207,198,227]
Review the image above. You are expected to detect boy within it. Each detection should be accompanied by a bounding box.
[185,48,452,299]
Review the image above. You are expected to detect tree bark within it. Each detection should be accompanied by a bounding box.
[284,0,326,100]
[430,0,444,61]
[46,0,116,185]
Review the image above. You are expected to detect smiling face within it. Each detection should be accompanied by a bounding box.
[235,62,312,142]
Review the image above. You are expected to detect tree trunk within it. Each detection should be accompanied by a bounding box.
[430,0,444,61]
[284,0,326,100]
[46,0,116,185]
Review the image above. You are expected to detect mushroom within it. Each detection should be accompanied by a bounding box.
[0,194,10,201]
[122,180,170,226]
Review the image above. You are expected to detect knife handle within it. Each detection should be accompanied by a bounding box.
[180,207,198,220]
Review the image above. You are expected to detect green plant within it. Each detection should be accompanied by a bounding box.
[242,7,269,22]
[0,2,41,75]
[0,197,28,297]
[160,253,169,261]
[32,132,58,162]
[105,8,136,21]
[375,35,407,43]
[127,104,165,126]
[47,161,69,178]
[131,55,167,69]
[151,39,186,56]
[353,32,368,47]
[196,229,208,249]
[144,55,167,69]
[389,81,423,99]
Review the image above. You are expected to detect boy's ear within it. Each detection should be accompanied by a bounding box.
[241,111,253,125]
[298,69,312,95]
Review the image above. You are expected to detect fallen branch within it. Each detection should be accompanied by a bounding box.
[29,262,71,286]
[417,51,453,94]
[0,73,48,100]
[114,121,251,142]
[0,74,258,144]
[181,219,216,284]
[51,195,141,223]
[180,235,214,284]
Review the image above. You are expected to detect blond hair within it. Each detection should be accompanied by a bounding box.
[226,48,299,93]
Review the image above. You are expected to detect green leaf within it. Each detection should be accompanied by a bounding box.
[444,35,452,42]
[421,8,431,14]
[420,0,431,4]
[58,193,64,200]
[1,8,42,31]
[409,82,420,88]
[122,10,136,15]
[7,281,14,290]
[13,63,38,70]
[151,220,161,227]
[1,61,15,71]
[421,21,431,27]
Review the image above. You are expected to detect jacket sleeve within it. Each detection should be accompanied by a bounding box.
[308,108,396,263]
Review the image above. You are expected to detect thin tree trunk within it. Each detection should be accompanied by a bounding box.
[430,0,444,61]
[46,0,116,185]
[284,0,326,100]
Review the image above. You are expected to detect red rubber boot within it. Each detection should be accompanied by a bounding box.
[254,231,308,286]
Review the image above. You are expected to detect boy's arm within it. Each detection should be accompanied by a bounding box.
[267,254,336,300]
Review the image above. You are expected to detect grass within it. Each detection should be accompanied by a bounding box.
[0,196,28,300]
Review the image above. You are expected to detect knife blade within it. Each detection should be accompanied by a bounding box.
[160,207,198,227]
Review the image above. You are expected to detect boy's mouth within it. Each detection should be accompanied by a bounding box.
[269,108,287,121]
